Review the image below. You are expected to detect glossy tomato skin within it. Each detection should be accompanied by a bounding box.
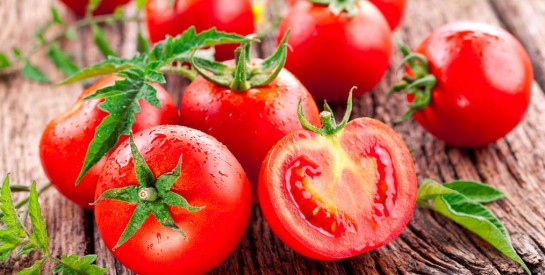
[59,0,131,16]
[369,0,407,30]
[278,1,393,102]
[180,65,321,203]
[95,125,251,275]
[289,0,407,30]
[411,22,532,147]
[39,75,180,209]
[259,118,417,259]
[145,0,255,61]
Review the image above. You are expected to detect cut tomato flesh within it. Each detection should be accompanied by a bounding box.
[369,145,397,219]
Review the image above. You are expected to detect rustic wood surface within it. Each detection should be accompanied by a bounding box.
[1,0,545,274]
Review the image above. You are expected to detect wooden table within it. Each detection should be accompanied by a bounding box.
[1,0,545,274]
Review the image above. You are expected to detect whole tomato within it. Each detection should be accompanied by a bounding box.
[278,0,393,102]
[180,41,321,203]
[94,125,251,274]
[145,0,255,61]
[259,95,417,259]
[39,75,180,209]
[59,0,131,16]
[392,22,533,147]
[289,0,407,30]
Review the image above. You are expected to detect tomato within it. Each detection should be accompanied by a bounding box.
[288,0,407,30]
[259,100,417,259]
[181,66,320,203]
[145,0,255,61]
[278,0,393,102]
[393,22,533,147]
[59,0,131,16]
[39,75,180,209]
[368,0,407,30]
[94,125,251,274]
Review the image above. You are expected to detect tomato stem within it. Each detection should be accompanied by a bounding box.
[138,187,159,202]
[309,0,359,17]
[298,89,353,136]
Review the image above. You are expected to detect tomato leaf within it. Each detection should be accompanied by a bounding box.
[27,182,49,254]
[92,24,117,59]
[64,27,78,41]
[50,6,64,25]
[137,30,150,54]
[16,259,43,275]
[59,56,144,85]
[22,62,50,83]
[0,176,28,260]
[94,186,139,205]
[155,158,182,196]
[417,179,530,274]
[0,53,11,70]
[75,74,155,184]
[150,202,186,237]
[443,180,505,203]
[135,0,147,11]
[86,0,103,14]
[53,254,107,275]
[47,43,79,77]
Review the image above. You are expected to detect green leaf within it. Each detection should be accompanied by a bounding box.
[113,203,151,249]
[0,53,11,70]
[86,0,103,13]
[59,56,143,85]
[0,176,28,260]
[64,27,78,41]
[50,6,64,25]
[130,134,156,188]
[16,259,43,275]
[443,180,506,203]
[27,182,49,254]
[75,75,157,184]
[92,24,117,59]
[22,62,50,83]
[94,185,139,204]
[136,0,147,10]
[113,6,124,20]
[137,31,150,54]
[12,48,22,58]
[417,180,530,274]
[15,243,35,257]
[54,254,107,275]
[155,158,181,195]
[162,192,201,212]
[47,43,79,77]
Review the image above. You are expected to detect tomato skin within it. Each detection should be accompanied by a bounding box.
[368,0,407,30]
[259,117,417,259]
[145,0,255,61]
[59,0,131,16]
[39,75,180,209]
[410,22,532,147]
[94,125,251,275]
[278,1,393,102]
[180,65,321,203]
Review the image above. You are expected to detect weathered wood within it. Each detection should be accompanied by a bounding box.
[2,0,545,274]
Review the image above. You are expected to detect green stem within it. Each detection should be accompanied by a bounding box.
[230,46,250,92]
[159,64,197,81]
[138,187,158,202]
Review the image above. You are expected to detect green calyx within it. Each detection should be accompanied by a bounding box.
[298,88,354,136]
[93,134,202,250]
[310,0,359,17]
[191,31,290,92]
[388,43,437,123]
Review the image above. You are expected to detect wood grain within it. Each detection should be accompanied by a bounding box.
[1,0,545,274]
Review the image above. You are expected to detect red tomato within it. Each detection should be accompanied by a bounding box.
[145,0,255,61]
[278,1,393,102]
[259,116,417,259]
[59,0,131,16]
[39,75,180,209]
[402,22,532,147]
[180,63,321,203]
[94,125,251,274]
[369,0,407,30]
[288,0,407,30]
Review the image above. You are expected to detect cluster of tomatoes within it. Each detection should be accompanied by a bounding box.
[41,0,533,274]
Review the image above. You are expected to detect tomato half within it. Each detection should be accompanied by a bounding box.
[94,125,251,274]
[180,65,320,203]
[39,75,180,209]
[399,22,533,147]
[145,0,255,61]
[278,1,393,102]
[59,0,131,16]
[259,117,417,259]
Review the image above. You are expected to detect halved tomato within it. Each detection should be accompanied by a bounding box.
[258,99,417,259]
